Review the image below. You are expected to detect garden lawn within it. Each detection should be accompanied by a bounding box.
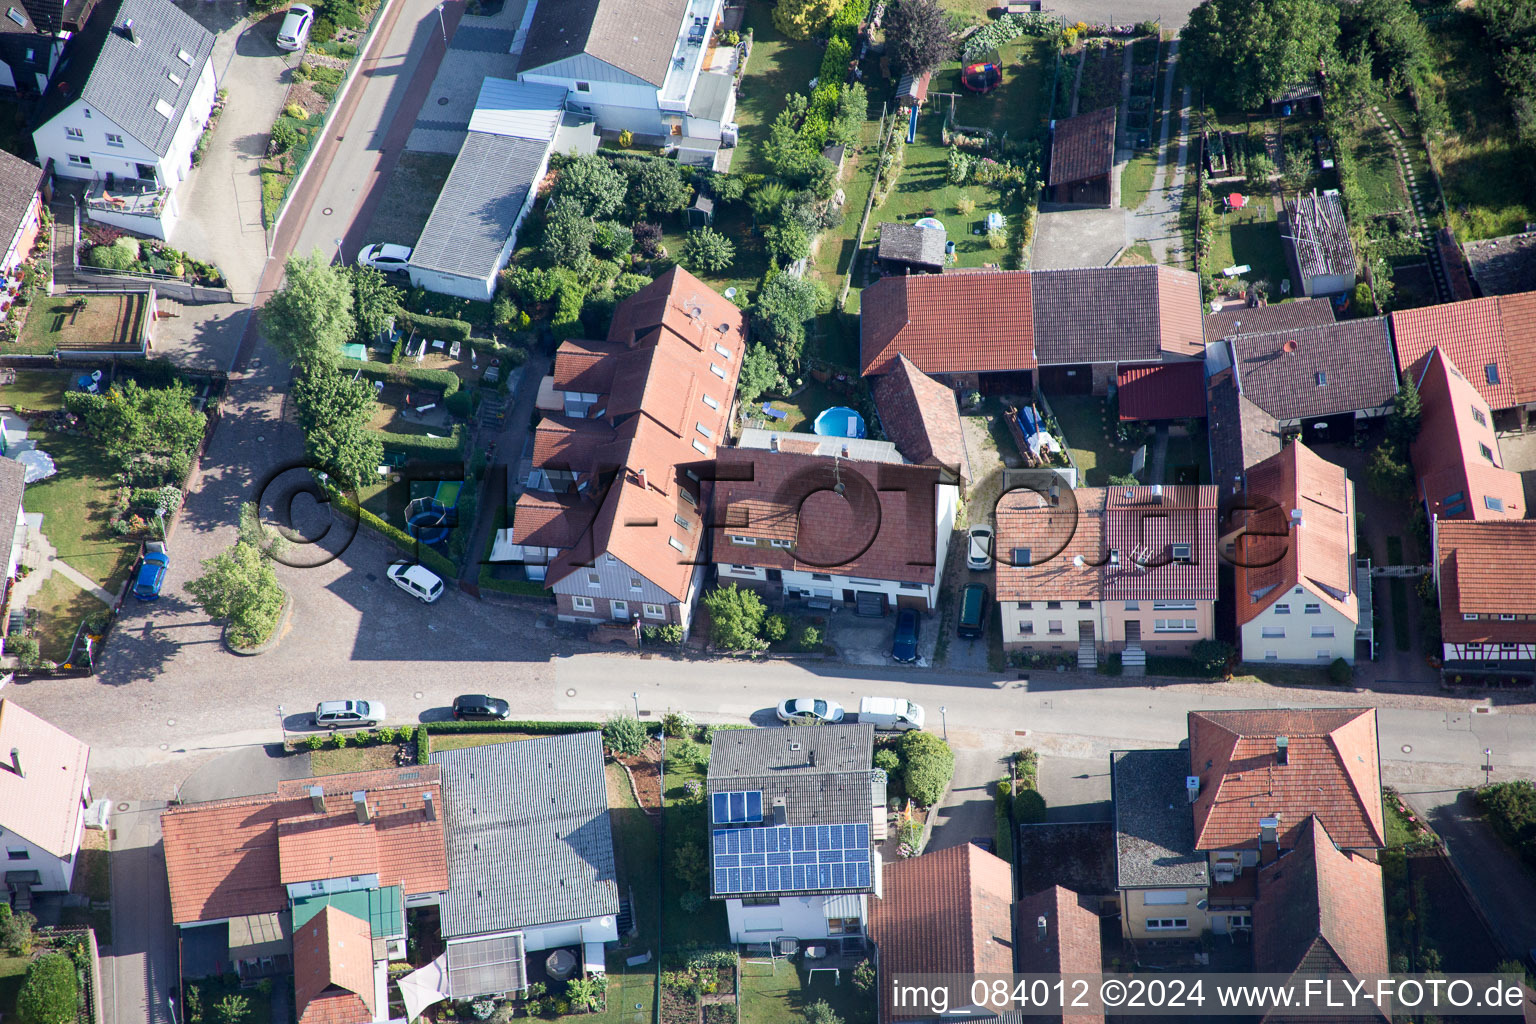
[587,964,654,1024]
[656,201,769,300]
[661,738,725,951]
[1120,150,1157,211]
[27,571,104,664]
[730,14,824,178]
[1044,395,1132,485]
[2,368,70,411]
[1347,117,1408,221]
[16,293,146,355]
[429,730,540,751]
[811,119,882,303]
[758,381,843,432]
[310,744,400,775]
[739,960,873,1024]
[21,429,141,588]
[0,956,27,1020]
[1206,201,1290,298]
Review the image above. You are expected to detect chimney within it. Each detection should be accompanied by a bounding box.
[1275,736,1289,766]
[1259,816,1279,865]
[772,796,787,827]
[1036,914,1048,942]
[807,748,817,768]
[1048,481,1060,507]
[1186,775,1200,803]
[770,434,780,452]
[119,17,135,42]
[840,444,849,458]
[8,747,22,779]
[423,792,436,821]
[353,791,372,825]
[637,467,648,491]
[1150,484,1163,504]
[1289,508,1303,529]
[308,785,325,814]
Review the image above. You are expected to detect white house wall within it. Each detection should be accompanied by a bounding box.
[724,893,866,944]
[552,552,690,622]
[1442,641,1536,663]
[520,913,618,953]
[1240,588,1355,664]
[0,781,87,892]
[519,57,664,137]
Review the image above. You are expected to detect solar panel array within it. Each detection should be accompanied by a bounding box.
[712,824,872,895]
[712,790,764,825]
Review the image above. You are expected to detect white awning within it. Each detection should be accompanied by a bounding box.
[822,894,862,919]
[396,954,449,1022]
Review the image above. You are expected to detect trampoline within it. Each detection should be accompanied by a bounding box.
[812,406,867,439]
[961,62,1001,93]
[405,481,461,546]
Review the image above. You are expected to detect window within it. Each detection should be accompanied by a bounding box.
[576,81,591,92]
[1273,603,1290,615]
[1466,641,1483,649]
[769,538,792,549]
[308,880,326,893]
[1143,890,1188,906]
[899,582,923,590]
[644,603,665,619]
[67,154,90,166]
[24,47,33,60]
[742,896,779,907]
[696,422,713,440]
[573,596,595,612]
[6,847,28,860]
[827,917,861,935]
[154,98,175,118]
[1486,364,1501,385]
[65,126,83,139]
[674,514,692,531]
[6,7,25,25]
[1310,626,1335,638]
[714,342,732,359]
[630,576,643,591]
[1153,601,1196,610]
[668,536,685,552]
[680,488,697,507]
[83,108,91,118]
[702,394,719,410]
[1046,601,1062,609]
[1078,600,1093,609]
[692,439,708,454]
[1317,650,1333,660]
[729,564,757,574]
[1264,650,1279,660]
[1155,619,1196,632]
[105,133,124,146]
[1047,620,1064,634]
[1472,407,1488,426]
[1017,602,1031,610]
[168,71,182,86]
[177,47,192,65]
[1498,613,1516,622]
[1304,603,1320,614]
[1171,543,1191,563]
[1261,626,1285,638]
[730,535,755,546]
[1501,641,1518,649]
[1145,919,1189,931]
[1315,371,1327,386]
[1480,443,1494,461]
[709,363,727,379]
[811,573,831,581]
[1109,548,1120,565]
[1464,613,1480,621]
[1124,600,1139,610]
[1019,621,1034,635]
[1486,496,1506,512]
[1228,914,1252,929]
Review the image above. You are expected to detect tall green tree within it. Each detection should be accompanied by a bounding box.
[681,227,736,273]
[186,540,286,648]
[772,0,846,39]
[550,155,629,218]
[631,160,692,218]
[261,251,355,370]
[351,265,401,343]
[65,380,207,476]
[884,0,953,75]
[736,344,780,406]
[291,366,384,488]
[701,583,769,650]
[1387,372,1422,449]
[1180,0,1339,110]
[540,197,597,271]
[752,274,824,373]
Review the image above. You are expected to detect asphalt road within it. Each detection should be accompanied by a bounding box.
[103,803,174,1024]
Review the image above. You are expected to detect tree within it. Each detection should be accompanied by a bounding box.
[701,583,769,650]
[186,541,286,649]
[65,380,207,476]
[851,959,876,993]
[291,366,383,488]
[736,344,781,407]
[763,96,824,184]
[709,172,748,203]
[802,1001,844,1024]
[261,251,355,370]
[564,975,607,1013]
[305,414,385,490]
[898,730,955,806]
[631,160,692,218]
[828,83,869,149]
[351,266,401,343]
[1329,657,1352,685]
[16,953,78,1024]
[613,272,652,300]
[748,181,791,224]
[1387,372,1421,449]
[765,220,811,264]
[1180,0,1339,110]
[772,0,845,38]
[602,714,648,756]
[212,995,251,1024]
[884,0,953,74]
[541,197,597,271]
[681,227,736,273]
[550,155,629,218]
[593,220,634,260]
[752,274,824,372]
[503,265,559,307]
[1366,442,1413,503]
[1191,639,1235,676]
[1338,0,1431,93]
[0,904,34,956]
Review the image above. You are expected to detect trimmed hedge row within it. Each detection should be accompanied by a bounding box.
[339,357,461,396]
[396,309,472,343]
[370,423,467,462]
[331,490,458,580]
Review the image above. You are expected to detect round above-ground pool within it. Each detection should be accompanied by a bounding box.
[813,406,867,438]
[914,216,945,231]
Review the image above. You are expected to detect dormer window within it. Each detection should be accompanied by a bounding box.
[1314,371,1327,386]
[168,72,182,86]
[668,536,685,552]
[1170,543,1191,563]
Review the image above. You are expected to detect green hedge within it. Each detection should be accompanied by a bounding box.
[331,491,458,580]
[1015,788,1047,824]
[370,423,466,463]
[396,309,472,343]
[339,357,460,396]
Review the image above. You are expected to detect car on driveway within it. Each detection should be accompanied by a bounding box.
[776,698,845,725]
[891,608,919,663]
[387,561,444,603]
[453,694,511,721]
[276,4,313,50]
[357,243,412,271]
[315,699,384,728]
[967,524,993,571]
[958,582,989,639]
[132,541,169,600]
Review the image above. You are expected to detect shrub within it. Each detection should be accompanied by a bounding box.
[1191,639,1234,676]
[1014,788,1047,823]
[643,623,685,646]
[681,227,736,273]
[955,194,975,215]
[851,958,875,992]
[796,624,822,650]
[332,731,349,749]
[703,584,769,651]
[603,714,648,756]
[873,748,901,774]
[1329,657,1353,685]
[661,710,695,737]
[394,309,471,343]
[8,635,42,670]
[763,613,789,643]
[1476,780,1536,871]
[0,905,34,956]
[269,120,299,154]
[898,730,955,807]
[284,102,309,120]
[803,1001,843,1024]
[896,819,924,857]
[673,738,709,767]
[16,953,78,1024]
[443,389,475,418]
[304,734,324,751]
[338,357,459,395]
[551,269,587,342]
[85,243,137,271]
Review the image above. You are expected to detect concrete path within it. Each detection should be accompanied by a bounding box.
[103,801,175,1024]
[926,744,1008,853]
[1111,42,1134,210]
[11,522,114,608]
[1127,43,1191,267]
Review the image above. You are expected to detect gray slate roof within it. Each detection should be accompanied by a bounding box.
[1463,231,1536,296]
[1228,317,1398,422]
[706,724,874,827]
[432,731,619,940]
[734,428,904,463]
[1204,297,1335,343]
[36,0,214,157]
[877,223,945,269]
[0,456,25,539]
[410,131,548,281]
[0,149,44,248]
[516,0,688,87]
[687,72,733,122]
[1111,748,1210,889]
[1207,366,1281,498]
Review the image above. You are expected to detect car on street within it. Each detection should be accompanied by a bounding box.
[387,561,444,603]
[890,608,920,663]
[132,541,169,600]
[275,4,313,50]
[967,524,993,571]
[453,694,512,721]
[357,243,412,271]
[958,582,989,639]
[315,699,385,728]
[776,698,845,725]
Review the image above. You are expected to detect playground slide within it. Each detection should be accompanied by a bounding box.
[906,105,918,144]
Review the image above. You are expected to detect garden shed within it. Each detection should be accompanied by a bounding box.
[876,222,945,274]
[686,194,714,229]
[1279,189,1356,298]
[1048,107,1116,206]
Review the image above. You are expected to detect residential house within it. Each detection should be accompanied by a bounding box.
[1409,348,1522,522]
[868,843,1018,1024]
[1279,190,1356,297]
[706,724,880,945]
[1226,441,1361,665]
[295,906,377,1024]
[871,353,971,485]
[994,485,1219,669]
[0,0,98,93]
[1048,107,1116,206]
[859,265,1203,395]
[506,267,745,632]
[0,147,46,282]
[1114,361,1207,422]
[423,732,618,999]
[1016,822,1116,907]
[160,767,448,982]
[1016,886,1105,1024]
[1462,231,1536,298]
[0,700,91,899]
[875,222,945,274]
[514,0,737,164]
[734,428,905,465]
[32,0,216,239]
[1432,518,1536,666]
[711,447,957,614]
[1,456,25,621]
[1390,291,1536,431]
[1109,748,1210,940]
[408,78,595,301]
[1203,296,1336,345]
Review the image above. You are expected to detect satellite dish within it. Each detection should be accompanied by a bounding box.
[1072,555,1084,567]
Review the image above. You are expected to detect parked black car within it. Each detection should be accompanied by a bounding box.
[891,608,920,663]
[452,694,512,721]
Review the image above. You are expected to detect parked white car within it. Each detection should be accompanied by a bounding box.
[357,243,412,271]
[387,562,444,603]
[276,4,313,51]
[967,524,994,571]
[858,697,925,731]
[776,698,845,725]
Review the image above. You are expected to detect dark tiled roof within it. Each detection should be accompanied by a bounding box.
[1462,231,1536,297]
[1228,318,1397,421]
[36,0,215,157]
[1017,822,1116,896]
[432,732,618,939]
[1206,368,1281,499]
[1204,298,1335,342]
[1032,265,1203,364]
[872,353,971,482]
[1048,107,1115,187]
[0,150,43,253]
[1116,361,1207,420]
[515,0,688,86]
[1110,749,1209,889]
[19,0,98,35]
[860,270,1034,376]
[0,458,24,550]
[1436,519,1536,643]
[876,222,945,269]
[706,724,874,826]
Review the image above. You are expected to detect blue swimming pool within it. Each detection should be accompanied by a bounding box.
[813,406,867,438]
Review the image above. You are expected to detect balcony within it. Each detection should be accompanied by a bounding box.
[659,0,722,108]
[86,177,166,218]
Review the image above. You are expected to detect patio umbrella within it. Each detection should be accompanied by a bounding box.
[12,449,55,483]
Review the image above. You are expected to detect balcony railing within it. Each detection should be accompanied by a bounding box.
[87,178,165,217]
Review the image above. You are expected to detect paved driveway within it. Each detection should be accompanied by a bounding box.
[1031,206,1130,269]
[104,802,175,1024]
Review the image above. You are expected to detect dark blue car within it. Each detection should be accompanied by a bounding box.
[132,542,169,600]
[891,607,920,663]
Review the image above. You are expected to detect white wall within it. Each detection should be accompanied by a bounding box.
[520,69,663,137]
[1240,588,1355,664]
[0,799,84,892]
[521,913,618,953]
[724,893,866,944]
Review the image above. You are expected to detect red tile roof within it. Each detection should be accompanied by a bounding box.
[294,905,375,1024]
[531,415,615,472]
[551,338,626,393]
[278,816,379,885]
[1435,519,1536,643]
[1016,887,1105,1024]
[869,844,1015,1024]
[511,491,597,549]
[1049,106,1116,187]
[1390,291,1536,410]
[710,448,944,584]
[1409,349,1523,521]
[162,767,447,925]
[860,270,1034,377]
[995,487,1104,601]
[1188,708,1384,852]
[1232,442,1357,626]
[871,354,971,482]
[0,700,89,859]
[1253,816,1388,1013]
[1116,361,1208,420]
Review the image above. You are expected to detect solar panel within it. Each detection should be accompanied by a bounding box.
[712,790,764,824]
[712,824,872,895]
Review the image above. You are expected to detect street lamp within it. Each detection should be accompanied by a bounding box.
[939,706,947,741]
[632,692,640,718]
[1484,747,1493,785]
[435,3,446,46]
[277,704,286,745]
[333,237,344,264]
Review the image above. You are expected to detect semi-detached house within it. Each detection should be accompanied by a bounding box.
[0,700,92,900]
[0,0,98,94]
[1432,518,1536,666]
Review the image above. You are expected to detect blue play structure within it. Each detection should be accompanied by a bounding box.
[906,105,919,144]
[813,406,867,439]
[406,481,461,546]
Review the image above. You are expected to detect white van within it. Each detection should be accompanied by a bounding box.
[858,697,925,731]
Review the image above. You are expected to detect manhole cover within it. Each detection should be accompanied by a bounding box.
[167,718,176,727]
[256,435,265,442]
[116,802,131,812]
[414,691,424,700]
[322,207,333,215]
[159,743,169,750]
[438,96,449,105]
[566,688,577,697]
[1401,744,1412,753]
